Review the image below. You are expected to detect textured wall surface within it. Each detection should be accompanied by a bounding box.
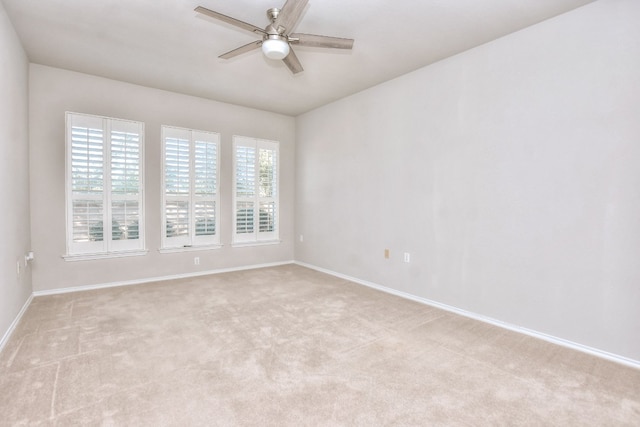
[0,1,32,345]
[295,0,640,361]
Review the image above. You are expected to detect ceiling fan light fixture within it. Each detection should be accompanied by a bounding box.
[262,36,290,60]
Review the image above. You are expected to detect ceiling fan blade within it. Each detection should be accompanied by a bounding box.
[219,40,263,59]
[290,33,354,49]
[274,0,309,35]
[195,6,266,36]
[282,48,303,74]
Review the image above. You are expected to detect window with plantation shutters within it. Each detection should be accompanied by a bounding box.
[65,112,145,259]
[162,126,220,250]
[233,136,279,245]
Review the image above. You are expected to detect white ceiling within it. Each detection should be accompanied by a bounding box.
[3,0,595,116]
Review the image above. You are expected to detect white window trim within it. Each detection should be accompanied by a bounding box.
[161,125,221,251]
[64,112,145,259]
[232,135,280,246]
[231,240,281,248]
[158,244,223,254]
[63,250,148,262]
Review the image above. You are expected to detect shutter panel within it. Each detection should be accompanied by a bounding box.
[163,128,191,247]
[259,147,277,198]
[235,144,256,197]
[194,140,217,195]
[236,201,254,234]
[111,200,139,240]
[233,139,256,242]
[110,119,144,251]
[165,136,190,196]
[71,200,103,242]
[68,114,106,254]
[70,125,104,194]
[110,129,140,196]
[165,200,189,236]
[259,201,276,233]
[195,201,216,236]
[193,136,218,244]
[257,142,278,240]
[110,121,142,244]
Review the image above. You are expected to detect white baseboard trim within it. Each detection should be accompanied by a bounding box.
[0,293,34,353]
[33,260,295,297]
[295,261,640,370]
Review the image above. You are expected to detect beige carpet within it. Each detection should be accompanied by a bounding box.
[1,264,638,426]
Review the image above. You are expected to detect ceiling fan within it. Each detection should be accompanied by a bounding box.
[195,0,354,74]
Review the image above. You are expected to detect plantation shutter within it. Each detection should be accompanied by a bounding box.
[162,126,220,249]
[233,136,279,244]
[66,112,144,256]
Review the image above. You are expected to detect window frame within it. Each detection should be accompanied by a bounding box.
[161,125,221,251]
[232,135,280,246]
[64,112,146,260]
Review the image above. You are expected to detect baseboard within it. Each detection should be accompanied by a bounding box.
[33,260,295,297]
[295,261,640,370]
[0,293,34,354]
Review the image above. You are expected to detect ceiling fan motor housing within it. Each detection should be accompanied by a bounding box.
[266,8,281,22]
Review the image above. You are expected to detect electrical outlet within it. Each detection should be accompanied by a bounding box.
[299,234,304,243]
[194,257,200,265]
[384,249,390,259]
[404,252,411,263]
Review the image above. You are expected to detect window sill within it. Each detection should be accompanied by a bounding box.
[231,240,281,248]
[159,244,223,254]
[63,250,148,262]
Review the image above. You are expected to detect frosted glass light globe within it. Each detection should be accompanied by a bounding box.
[262,38,290,60]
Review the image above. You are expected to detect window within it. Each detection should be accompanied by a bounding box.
[233,136,279,245]
[65,112,144,258]
[162,126,220,250]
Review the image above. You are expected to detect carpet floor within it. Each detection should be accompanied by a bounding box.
[0,264,639,426]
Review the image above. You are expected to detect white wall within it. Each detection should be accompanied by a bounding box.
[0,3,32,343]
[295,0,640,362]
[29,65,295,292]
